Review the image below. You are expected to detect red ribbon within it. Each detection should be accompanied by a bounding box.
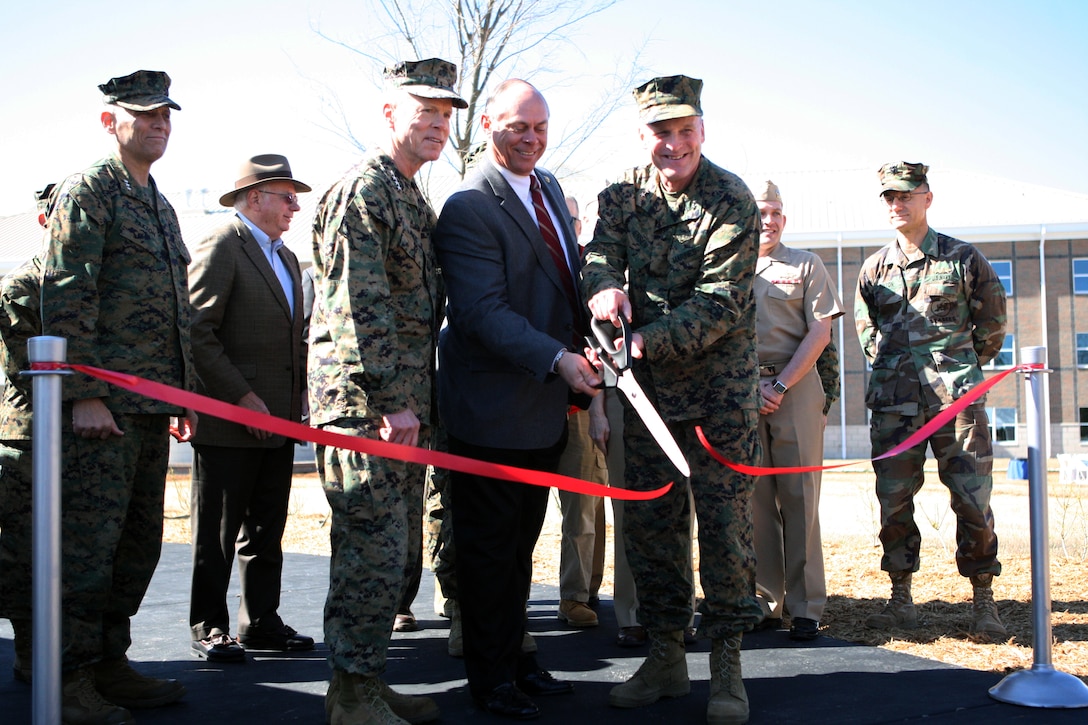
[697,363,1041,475]
[36,363,671,501]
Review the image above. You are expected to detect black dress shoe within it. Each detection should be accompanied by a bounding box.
[476,683,540,720]
[239,623,315,651]
[789,617,820,641]
[616,625,648,648]
[516,668,573,696]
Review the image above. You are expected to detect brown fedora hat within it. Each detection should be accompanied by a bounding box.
[219,153,312,206]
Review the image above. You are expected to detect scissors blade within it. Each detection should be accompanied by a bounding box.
[614,372,690,478]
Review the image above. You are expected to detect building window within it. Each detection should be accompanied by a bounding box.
[1074,259,1088,294]
[984,334,1015,369]
[988,407,1017,443]
[1081,408,1088,442]
[1078,333,1088,367]
[991,260,1013,296]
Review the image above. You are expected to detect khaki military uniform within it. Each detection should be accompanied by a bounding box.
[582,157,764,638]
[855,228,1007,576]
[40,153,192,670]
[555,408,607,604]
[309,151,442,677]
[753,242,842,622]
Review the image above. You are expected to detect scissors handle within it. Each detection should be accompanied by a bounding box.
[590,316,631,372]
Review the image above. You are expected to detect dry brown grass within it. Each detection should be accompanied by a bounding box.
[161,463,1088,680]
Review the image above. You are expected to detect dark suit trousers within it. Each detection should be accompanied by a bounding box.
[189,443,294,639]
[449,430,566,697]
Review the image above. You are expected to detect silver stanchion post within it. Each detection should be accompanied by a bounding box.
[989,346,1088,707]
[25,336,70,725]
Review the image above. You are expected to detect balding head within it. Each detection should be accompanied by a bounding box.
[482,80,549,176]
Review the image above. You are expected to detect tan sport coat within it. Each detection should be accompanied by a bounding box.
[188,215,305,447]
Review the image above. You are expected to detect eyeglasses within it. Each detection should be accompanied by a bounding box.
[881,189,928,205]
[259,190,299,205]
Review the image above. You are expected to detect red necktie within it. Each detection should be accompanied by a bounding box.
[529,174,579,311]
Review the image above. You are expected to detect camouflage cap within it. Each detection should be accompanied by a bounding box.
[878,161,929,194]
[384,58,468,109]
[633,75,703,124]
[99,70,181,112]
[756,180,782,205]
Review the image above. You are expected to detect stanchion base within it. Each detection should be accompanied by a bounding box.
[989,665,1088,708]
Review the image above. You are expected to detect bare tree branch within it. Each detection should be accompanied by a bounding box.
[309,0,642,191]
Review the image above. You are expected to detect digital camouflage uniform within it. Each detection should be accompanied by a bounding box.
[41,152,192,670]
[424,426,457,604]
[0,258,42,627]
[855,226,1007,577]
[581,155,764,638]
[816,338,840,416]
[1,188,59,629]
[309,150,443,677]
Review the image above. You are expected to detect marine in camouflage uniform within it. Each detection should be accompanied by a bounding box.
[309,58,464,725]
[855,161,1009,641]
[0,260,41,616]
[39,70,192,720]
[581,75,762,725]
[0,191,46,681]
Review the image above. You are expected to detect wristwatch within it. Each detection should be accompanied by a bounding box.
[551,348,567,374]
[771,378,788,395]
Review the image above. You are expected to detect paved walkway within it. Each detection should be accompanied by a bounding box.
[2,544,1083,723]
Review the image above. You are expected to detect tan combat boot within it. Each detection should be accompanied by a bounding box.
[707,634,748,725]
[326,670,439,725]
[865,571,917,629]
[327,670,410,725]
[61,667,134,725]
[609,629,690,708]
[11,617,31,684]
[376,680,440,724]
[969,573,1008,641]
[92,655,186,708]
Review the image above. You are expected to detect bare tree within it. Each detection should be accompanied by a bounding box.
[309,0,643,188]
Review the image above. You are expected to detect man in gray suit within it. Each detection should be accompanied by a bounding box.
[187,154,314,661]
[434,79,601,720]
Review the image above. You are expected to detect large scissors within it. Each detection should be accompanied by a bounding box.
[587,317,690,477]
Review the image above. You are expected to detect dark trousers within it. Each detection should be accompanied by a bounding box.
[449,429,566,697]
[189,443,294,639]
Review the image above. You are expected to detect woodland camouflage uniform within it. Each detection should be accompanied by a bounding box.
[856,225,1007,577]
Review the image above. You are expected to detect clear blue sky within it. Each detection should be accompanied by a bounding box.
[1,0,1085,216]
